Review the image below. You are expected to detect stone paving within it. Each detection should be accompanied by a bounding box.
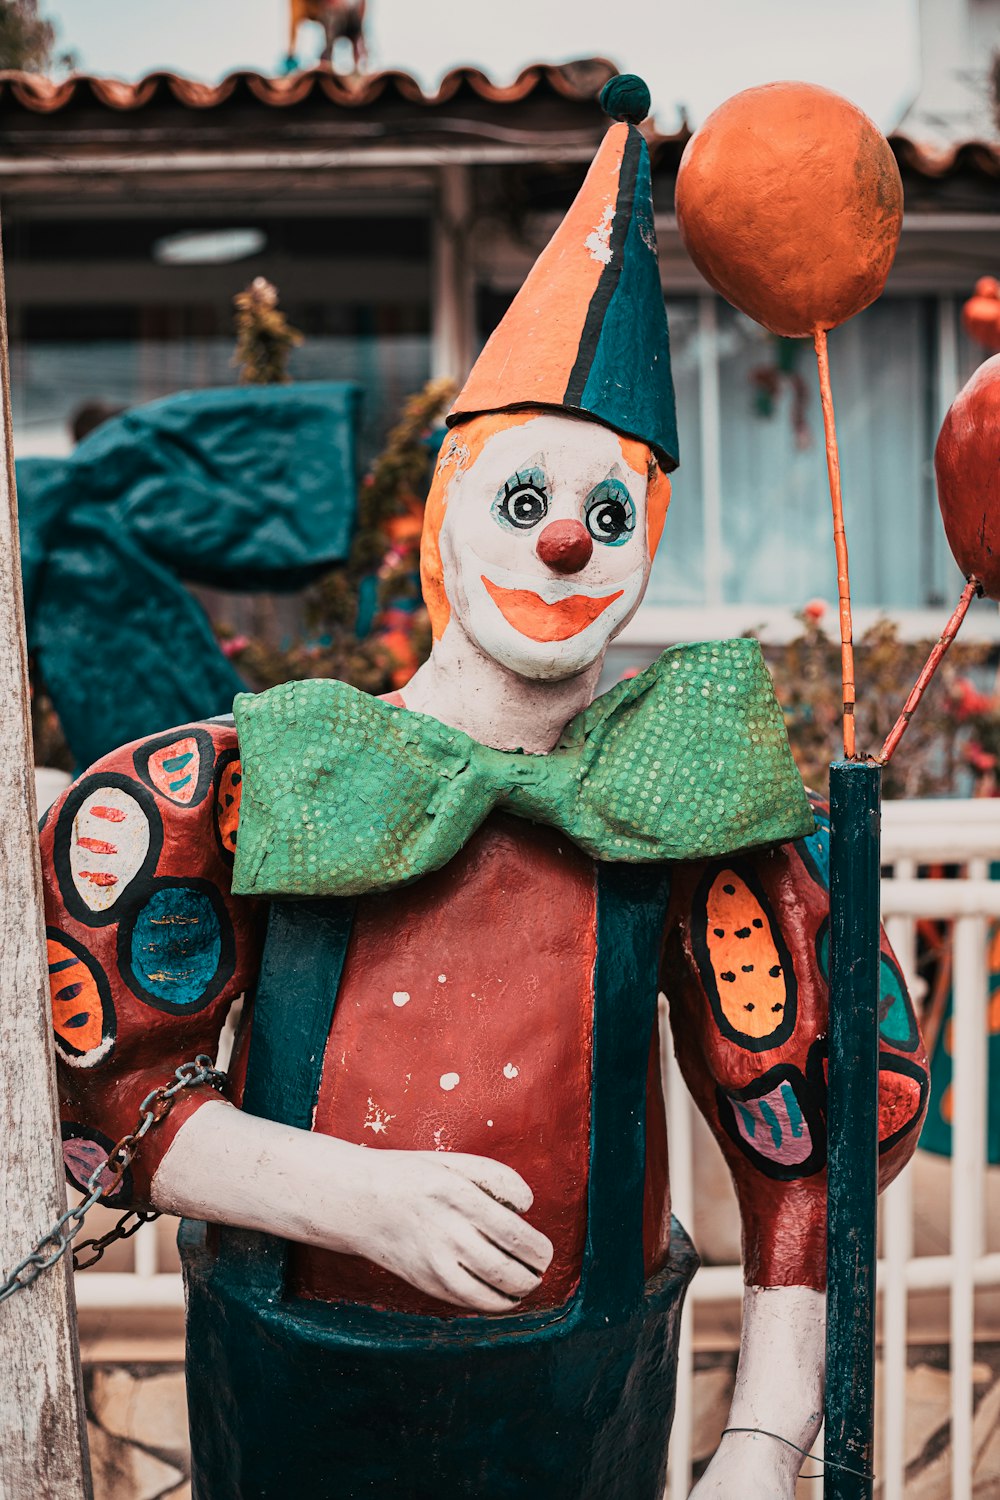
[83,1348,1000,1499]
[688,1346,1000,1498]
[85,1366,189,1500]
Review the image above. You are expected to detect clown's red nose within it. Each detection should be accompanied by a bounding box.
[536,519,593,574]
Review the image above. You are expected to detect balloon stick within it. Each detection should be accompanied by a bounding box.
[877,577,980,766]
[814,329,856,761]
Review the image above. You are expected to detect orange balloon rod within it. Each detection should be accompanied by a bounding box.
[876,576,980,767]
[813,328,857,760]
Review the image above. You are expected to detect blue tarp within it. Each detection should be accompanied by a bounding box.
[18,382,362,767]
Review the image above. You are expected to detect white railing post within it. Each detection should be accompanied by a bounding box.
[882,889,917,1500]
[132,1220,159,1281]
[950,864,989,1500]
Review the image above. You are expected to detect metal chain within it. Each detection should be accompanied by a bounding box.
[0,1055,226,1304]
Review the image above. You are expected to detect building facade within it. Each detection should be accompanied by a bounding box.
[0,58,998,645]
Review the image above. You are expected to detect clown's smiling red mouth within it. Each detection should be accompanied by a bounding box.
[481,576,625,642]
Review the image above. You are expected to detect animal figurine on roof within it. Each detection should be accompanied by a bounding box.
[40,76,927,1499]
[286,0,367,74]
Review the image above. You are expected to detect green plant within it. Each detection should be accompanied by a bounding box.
[761,605,992,798]
[232,278,303,386]
[222,378,454,696]
[0,0,73,72]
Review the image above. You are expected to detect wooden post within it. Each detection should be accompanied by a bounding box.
[431,163,475,383]
[0,230,91,1495]
[824,760,881,1500]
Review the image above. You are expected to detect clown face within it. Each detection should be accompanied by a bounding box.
[430,412,665,682]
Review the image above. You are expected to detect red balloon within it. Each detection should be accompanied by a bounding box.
[936,354,1000,598]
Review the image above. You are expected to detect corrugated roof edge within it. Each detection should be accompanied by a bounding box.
[0,63,995,178]
[888,133,1000,180]
[0,59,623,114]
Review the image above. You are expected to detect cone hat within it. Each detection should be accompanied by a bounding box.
[448,76,678,471]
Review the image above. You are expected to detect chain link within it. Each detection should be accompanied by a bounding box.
[0,1055,226,1305]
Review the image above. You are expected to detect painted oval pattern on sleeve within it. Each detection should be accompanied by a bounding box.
[53,773,164,928]
[213,750,242,862]
[47,928,115,1068]
[61,1123,131,1204]
[143,736,204,805]
[877,952,920,1053]
[134,726,215,808]
[69,785,150,914]
[117,878,236,1015]
[815,919,920,1053]
[693,864,797,1051]
[717,1064,826,1180]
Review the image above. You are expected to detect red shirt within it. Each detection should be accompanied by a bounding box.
[42,719,928,1306]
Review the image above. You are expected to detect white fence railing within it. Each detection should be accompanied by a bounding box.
[71,799,1000,1498]
[665,798,1000,1500]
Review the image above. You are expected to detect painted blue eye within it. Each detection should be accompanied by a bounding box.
[492,467,549,531]
[584,480,636,546]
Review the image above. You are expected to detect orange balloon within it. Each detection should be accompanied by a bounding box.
[675,82,903,338]
[962,278,1000,352]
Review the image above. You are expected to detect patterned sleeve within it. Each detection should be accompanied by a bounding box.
[39,720,265,1212]
[662,792,929,1289]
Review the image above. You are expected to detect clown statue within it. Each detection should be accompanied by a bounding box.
[42,79,927,1499]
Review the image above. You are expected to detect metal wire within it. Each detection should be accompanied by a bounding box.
[721,1427,874,1481]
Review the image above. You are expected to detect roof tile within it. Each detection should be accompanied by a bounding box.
[0,64,993,180]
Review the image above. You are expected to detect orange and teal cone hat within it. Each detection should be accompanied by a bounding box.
[448,74,678,471]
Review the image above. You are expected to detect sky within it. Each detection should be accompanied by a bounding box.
[45,0,921,133]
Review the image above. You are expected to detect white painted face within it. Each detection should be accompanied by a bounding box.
[439,413,652,681]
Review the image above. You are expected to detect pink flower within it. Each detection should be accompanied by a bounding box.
[221,635,251,658]
[951,678,994,722]
[965,742,997,772]
[802,599,827,623]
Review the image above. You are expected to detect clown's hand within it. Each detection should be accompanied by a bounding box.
[152,1099,553,1312]
[689,1285,825,1500]
[352,1147,554,1312]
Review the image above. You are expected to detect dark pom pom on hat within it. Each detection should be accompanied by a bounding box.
[600,74,651,124]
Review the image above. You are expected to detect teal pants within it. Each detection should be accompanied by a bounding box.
[182,1218,696,1499]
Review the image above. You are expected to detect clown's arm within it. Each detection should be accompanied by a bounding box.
[41,722,551,1314]
[662,797,928,1498]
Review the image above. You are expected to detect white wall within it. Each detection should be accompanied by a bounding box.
[898,0,1000,143]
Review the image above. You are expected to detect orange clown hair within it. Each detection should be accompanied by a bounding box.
[419,409,672,641]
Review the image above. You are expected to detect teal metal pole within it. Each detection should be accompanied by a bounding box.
[824,759,881,1500]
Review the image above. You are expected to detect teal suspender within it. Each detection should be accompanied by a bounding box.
[240,898,356,1130]
[582,862,671,1318]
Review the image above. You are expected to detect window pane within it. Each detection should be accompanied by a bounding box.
[10,326,431,467]
[645,298,704,605]
[712,297,933,608]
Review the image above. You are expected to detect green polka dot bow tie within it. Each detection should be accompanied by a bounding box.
[231,639,814,899]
